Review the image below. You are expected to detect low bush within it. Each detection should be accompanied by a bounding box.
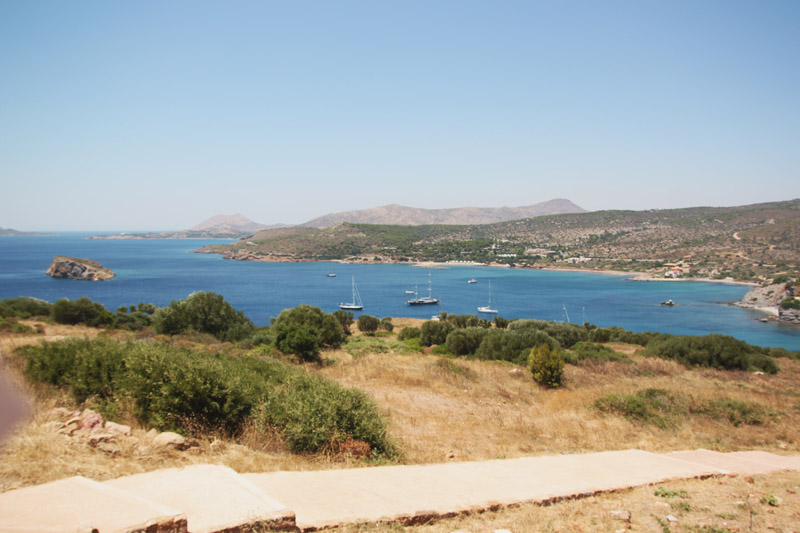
[357,314,380,335]
[398,327,421,341]
[420,320,454,346]
[272,304,348,362]
[114,303,156,331]
[0,318,38,334]
[0,297,53,319]
[442,314,492,329]
[51,297,115,327]
[594,388,684,429]
[692,398,775,427]
[595,389,775,429]
[23,337,126,404]
[563,341,629,365]
[493,316,509,329]
[21,338,396,457]
[343,336,413,357]
[645,333,779,374]
[475,328,558,365]
[445,327,490,356]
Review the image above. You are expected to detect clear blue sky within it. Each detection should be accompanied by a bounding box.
[1,1,799,231]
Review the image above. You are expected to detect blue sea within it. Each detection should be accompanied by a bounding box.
[1,232,799,350]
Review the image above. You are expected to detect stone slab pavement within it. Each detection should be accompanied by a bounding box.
[0,476,186,533]
[105,464,295,533]
[243,449,731,530]
[2,449,799,532]
[666,448,800,475]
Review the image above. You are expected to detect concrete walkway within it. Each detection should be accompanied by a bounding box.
[1,449,799,532]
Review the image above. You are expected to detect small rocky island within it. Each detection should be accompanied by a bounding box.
[46,256,115,281]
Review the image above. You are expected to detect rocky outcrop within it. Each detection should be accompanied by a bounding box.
[46,256,115,281]
[738,281,800,325]
[779,307,800,324]
[736,282,792,315]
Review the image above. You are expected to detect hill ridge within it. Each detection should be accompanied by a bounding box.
[300,198,586,228]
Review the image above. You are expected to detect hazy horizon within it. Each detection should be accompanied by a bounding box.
[2,1,799,231]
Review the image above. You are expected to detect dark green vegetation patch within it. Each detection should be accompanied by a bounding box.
[21,337,395,457]
[595,388,777,429]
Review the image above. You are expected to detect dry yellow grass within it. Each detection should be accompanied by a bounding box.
[320,339,800,464]
[3,320,800,531]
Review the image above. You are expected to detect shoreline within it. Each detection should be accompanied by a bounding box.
[198,248,761,287]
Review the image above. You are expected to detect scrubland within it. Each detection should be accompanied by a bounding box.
[2,317,799,532]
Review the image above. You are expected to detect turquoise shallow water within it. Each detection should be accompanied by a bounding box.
[1,233,798,350]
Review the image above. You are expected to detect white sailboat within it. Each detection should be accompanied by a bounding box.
[339,277,363,310]
[477,280,498,314]
[407,272,439,305]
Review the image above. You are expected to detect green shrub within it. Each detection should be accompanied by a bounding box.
[780,297,800,310]
[766,347,799,360]
[0,297,53,318]
[645,333,779,374]
[332,310,354,334]
[259,373,394,455]
[692,398,773,427]
[241,330,274,348]
[272,304,346,349]
[8,321,37,334]
[445,327,490,356]
[420,320,454,346]
[23,337,126,404]
[114,307,154,331]
[343,336,413,357]
[401,337,423,352]
[564,341,629,365]
[21,337,396,457]
[123,343,261,434]
[398,327,421,341]
[51,297,115,327]
[594,388,683,429]
[475,328,558,365]
[357,314,380,335]
[595,389,773,429]
[528,343,564,388]
[443,314,492,329]
[380,317,394,332]
[152,292,255,341]
[275,323,322,362]
[493,316,509,329]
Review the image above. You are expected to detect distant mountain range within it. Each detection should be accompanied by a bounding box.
[87,199,586,239]
[88,214,287,239]
[189,214,284,234]
[301,199,586,228]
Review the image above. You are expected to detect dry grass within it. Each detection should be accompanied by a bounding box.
[322,336,800,463]
[3,320,800,530]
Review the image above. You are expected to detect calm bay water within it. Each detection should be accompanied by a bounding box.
[1,233,798,350]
